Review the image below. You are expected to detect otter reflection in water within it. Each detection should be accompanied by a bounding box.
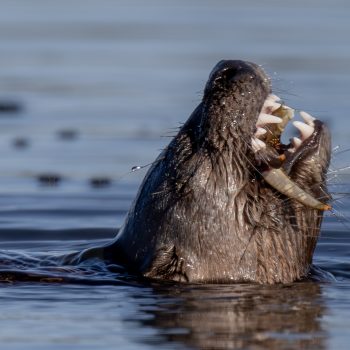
[143,282,326,350]
[77,60,331,284]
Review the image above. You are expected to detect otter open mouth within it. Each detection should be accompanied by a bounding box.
[251,94,331,211]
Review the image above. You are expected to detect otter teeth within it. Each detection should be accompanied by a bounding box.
[257,113,282,126]
[300,111,316,126]
[255,127,267,137]
[293,121,314,141]
[262,100,281,114]
[267,93,281,102]
[288,136,302,153]
[292,136,302,148]
[251,137,266,152]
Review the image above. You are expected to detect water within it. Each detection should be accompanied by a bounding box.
[0,0,350,349]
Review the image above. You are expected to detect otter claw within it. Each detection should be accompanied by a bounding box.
[262,168,331,211]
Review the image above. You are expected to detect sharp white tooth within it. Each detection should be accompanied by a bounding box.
[257,113,282,126]
[267,94,281,102]
[251,137,266,152]
[293,121,314,140]
[282,104,293,111]
[256,138,266,148]
[255,127,267,137]
[262,100,281,113]
[251,138,259,152]
[300,111,316,125]
[292,137,302,148]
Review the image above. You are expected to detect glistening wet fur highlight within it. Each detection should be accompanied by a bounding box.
[0,60,334,285]
[76,59,332,284]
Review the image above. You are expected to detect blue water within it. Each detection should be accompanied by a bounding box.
[0,0,350,349]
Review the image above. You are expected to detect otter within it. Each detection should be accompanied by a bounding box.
[77,60,331,284]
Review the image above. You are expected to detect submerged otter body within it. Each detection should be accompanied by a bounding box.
[82,60,331,284]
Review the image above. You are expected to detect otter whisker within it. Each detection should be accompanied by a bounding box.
[329,191,350,196]
[328,207,350,232]
[237,137,330,210]
[262,169,330,211]
[332,146,350,156]
[327,166,350,176]
[269,188,330,209]
[80,60,333,285]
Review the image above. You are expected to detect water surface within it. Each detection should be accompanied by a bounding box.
[0,1,350,349]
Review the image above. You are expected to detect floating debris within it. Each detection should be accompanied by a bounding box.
[89,177,112,188]
[57,129,79,140]
[37,173,62,186]
[0,100,22,114]
[12,137,29,149]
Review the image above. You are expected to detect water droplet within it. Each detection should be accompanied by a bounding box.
[131,166,142,172]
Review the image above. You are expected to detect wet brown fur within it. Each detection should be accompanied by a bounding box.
[82,60,331,284]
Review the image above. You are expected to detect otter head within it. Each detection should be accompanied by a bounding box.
[197,60,331,212]
[112,60,331,284]
[200,60,271,151]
